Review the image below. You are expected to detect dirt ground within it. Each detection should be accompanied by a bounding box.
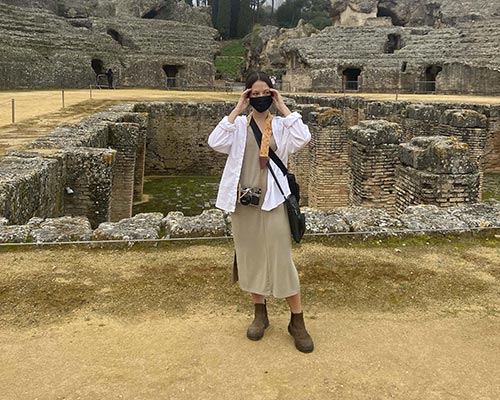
[1,88,500,156]
[0,236,499,399]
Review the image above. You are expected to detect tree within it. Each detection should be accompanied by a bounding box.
[276,0,331,29]
[237,0,253,37]
[215,0,232,39]
[275,0,306,28]
[229,0,241,37]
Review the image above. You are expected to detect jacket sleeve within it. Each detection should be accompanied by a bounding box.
[280,112,311,154]
[208,116,238,154]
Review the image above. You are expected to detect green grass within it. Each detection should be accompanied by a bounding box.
[133,175,220,217]
[215,40,245,81]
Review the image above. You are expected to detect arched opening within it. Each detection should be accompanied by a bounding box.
[424,65,443,92]
[377,6,405,26]
[385,33,404,54]
[106,28,124,46]
[142,6,167,19]
[401,61,408,72]
[342,68,361,91]
[163,65,179,88]
[91,59,104,75]
[142,8,158,19]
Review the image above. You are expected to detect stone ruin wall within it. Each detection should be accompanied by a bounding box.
[133,102,234,176]
[0,106,148,227]
[0,97,499,229]
[285,95,499,211]
[0,4,219,90]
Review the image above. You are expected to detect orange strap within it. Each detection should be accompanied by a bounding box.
[247,112,273,169]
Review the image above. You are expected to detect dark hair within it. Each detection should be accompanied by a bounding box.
[245,71,274,89]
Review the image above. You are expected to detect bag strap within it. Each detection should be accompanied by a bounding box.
[249,117,287,199]
[249,117,288,176]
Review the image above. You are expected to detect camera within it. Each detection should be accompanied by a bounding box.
[239,186,261,206]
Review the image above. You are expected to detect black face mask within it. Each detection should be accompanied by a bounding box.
[250,95,273,113]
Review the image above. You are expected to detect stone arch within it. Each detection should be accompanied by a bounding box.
[142,6,166,19]
[91,59,105,75]
[384,33,404,54]
[106,28,124,46]
[377,6,406,26]
[342,68,362,91]
[424,65,443,92]
[163,65,181,88]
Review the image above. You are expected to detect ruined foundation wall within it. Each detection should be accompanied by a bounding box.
[108,123,141,222]
[305,108,351,209]
[395,136,481,213]
[0,98,498,227]
[348,120,402,210]
[62,147,116,229]
[289,95,500,175]
[0,106,147,227]
[134,102,234,176]
[0,154,64,225]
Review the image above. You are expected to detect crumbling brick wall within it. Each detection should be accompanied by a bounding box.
[348,120,402,209]
[395,136,481,213]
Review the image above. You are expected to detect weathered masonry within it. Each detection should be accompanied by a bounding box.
[0,106,147,227]
[288,95,499,211]
[0,4,218,89]
[0,97,499,227]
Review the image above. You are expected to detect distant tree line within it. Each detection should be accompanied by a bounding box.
[184,0,332,39]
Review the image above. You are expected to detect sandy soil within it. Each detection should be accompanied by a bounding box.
[0,237,499,399]
[1,88,500,156]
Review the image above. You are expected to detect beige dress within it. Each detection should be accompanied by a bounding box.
[231,125,300,298]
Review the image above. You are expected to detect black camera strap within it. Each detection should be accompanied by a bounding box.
[249,117,288,177]
[249,117,287,199]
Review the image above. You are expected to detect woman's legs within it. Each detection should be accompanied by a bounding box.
[247,293,269,340]
[286,291,313,353]
[286,292,302,314]
[251,293,265,304]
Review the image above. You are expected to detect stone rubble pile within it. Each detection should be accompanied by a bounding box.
[1,201,498,244]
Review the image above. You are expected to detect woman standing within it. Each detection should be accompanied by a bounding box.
[208,72,313,353]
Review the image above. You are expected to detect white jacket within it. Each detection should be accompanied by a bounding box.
[208,112,311,212]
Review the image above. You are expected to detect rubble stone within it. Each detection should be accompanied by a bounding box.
[28,216,93,243]
[399,205,470,232]
[92,212,164,240]
[163,209,228,238]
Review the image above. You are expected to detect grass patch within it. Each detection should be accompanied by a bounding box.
[215,40,245,81]
[133,175,220,216]
[0,235,498,328]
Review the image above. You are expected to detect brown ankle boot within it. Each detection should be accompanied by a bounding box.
[246,302,269,341]
[288,312,314,353]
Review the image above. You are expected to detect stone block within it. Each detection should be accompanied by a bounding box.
[93,212,164,241]
[440,109,487,128]
[28,216,93,243]
[163,209,228,238]
[336,207,403,232]
[348,119,402,146]
[448,200,500,228]
[315,108,345,128]
[399,205,470,232]
[399,136,478,174]
[405,104,441,122]
[302,208,350,234]
[0,225,30,243]
[0,154,64,224]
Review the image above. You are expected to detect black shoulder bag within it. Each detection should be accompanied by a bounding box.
[250,117,306,243]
